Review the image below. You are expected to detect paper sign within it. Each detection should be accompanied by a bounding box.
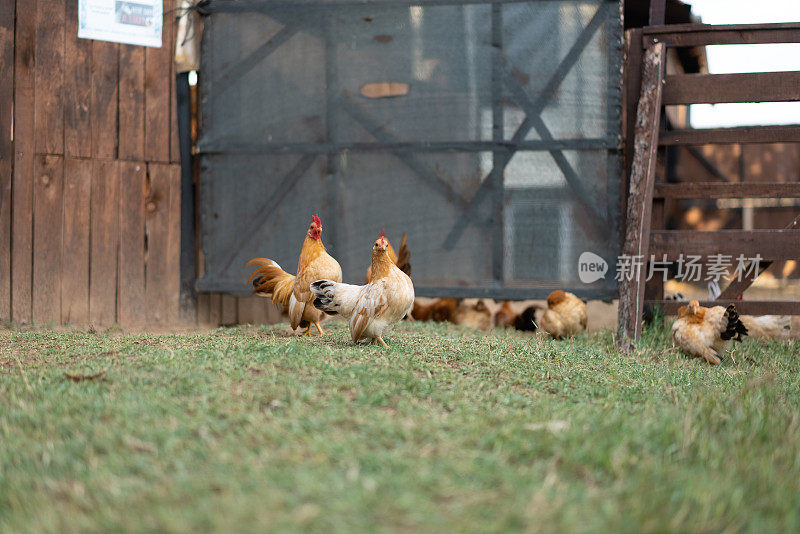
[79,0,163,48]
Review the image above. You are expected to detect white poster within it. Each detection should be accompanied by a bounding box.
[78,0,163,48]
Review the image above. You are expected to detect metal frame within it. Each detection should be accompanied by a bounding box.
[197,0,623,298]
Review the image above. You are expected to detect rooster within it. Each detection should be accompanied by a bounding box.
[366,233,411,282]
[246,215,342,335]
[539,290,587,339]
[495,301,538,332]
[671,300,748,365]
[311,231,414,347]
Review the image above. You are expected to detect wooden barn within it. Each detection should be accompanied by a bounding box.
[1,0,798,333]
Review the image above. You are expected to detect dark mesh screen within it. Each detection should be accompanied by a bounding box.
[198,0,623,299]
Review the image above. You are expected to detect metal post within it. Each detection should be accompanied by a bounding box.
[177,71,197,322]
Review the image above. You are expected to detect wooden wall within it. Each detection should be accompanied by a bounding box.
[0,0,185,327]
[0,0,282,329]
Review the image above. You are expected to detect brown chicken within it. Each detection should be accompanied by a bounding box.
[411,298,460,322]
[246,215,342,335]
[366,233,411,282]
[452,300,492,330]
[311,231,414,347]
[671,300,748,365]
[411,298,492,330]
[494,301,538,332]
[539,290,587,339]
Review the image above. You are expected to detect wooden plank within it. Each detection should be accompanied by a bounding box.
[11,0,36,324]
[91,41,118,159]
[663,72,800,105]
[237,296,271,325]
[648,0,665,25]
[717,215,800,300]
[621,28,644,240]
[617,43,665,352]
[34,0,64,155]
[118,45,145,160]
[660,125,800,146]
[197,293,211,326]
[61,158,91,325]
[651,300,800,316]
[89,159,119,326]
[0,0,14,321]
[145,163,181,325]
[208,293,222,326]
[145,7,171,163]
[32,155,63,324]
[64,0,92,158]
[168,10,180,163]
[166,164,181,323]
[654,182,800,199]
[118,161,147,327]
[643,23,800,47]
[644,149,666,312]
[643,22,800,35]
[221,295,237,326]
[650,230,800,261]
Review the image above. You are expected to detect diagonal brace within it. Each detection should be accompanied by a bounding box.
[212,23,300,92]
[216,153,319,274]
[503,73,608,225]
[338,95,471,210]
[443,4,608,248]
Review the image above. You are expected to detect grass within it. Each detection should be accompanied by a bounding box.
[1,319,799,533]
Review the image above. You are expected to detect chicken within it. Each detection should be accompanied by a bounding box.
[366,233,411,282]
[671,300,748,365]
[311,231,414,347]
[411,298,460,322]
[539,290,587,339]
[246,215,342,335]
[739,315,791,340]
[494,301,538,332]
[452,299,492,330]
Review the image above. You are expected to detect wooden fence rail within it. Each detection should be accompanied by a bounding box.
[618,19,800,350]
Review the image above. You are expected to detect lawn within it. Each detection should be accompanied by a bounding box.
[1,319,799,533]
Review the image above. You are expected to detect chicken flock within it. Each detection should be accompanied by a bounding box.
[246,214,790,362]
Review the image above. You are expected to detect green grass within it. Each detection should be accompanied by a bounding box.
[1,320,799,533]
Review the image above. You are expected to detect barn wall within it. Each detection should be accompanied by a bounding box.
[0,0,187,328]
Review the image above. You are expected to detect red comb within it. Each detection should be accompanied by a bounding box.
[312,214,321,226]
[379,228,386,238]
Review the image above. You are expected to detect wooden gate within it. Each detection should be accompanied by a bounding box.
[618,13,800,349]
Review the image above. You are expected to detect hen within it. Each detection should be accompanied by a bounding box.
[246,215,342,335]
[539,290,587,339]
[494,301,538,332]
[671,300,748,365]
[740,315,791,340]
[366,233,411,282]
[452,299,493,330]
[411,298,460,322]
[311,231,414,346]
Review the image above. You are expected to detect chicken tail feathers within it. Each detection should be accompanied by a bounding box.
[310,279,339,315]
[721,304,749,342]
[513,306,539,332]
[395,233,411,276]
[246,258,295,309]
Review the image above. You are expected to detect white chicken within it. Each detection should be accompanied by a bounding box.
[311,231,414,347]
